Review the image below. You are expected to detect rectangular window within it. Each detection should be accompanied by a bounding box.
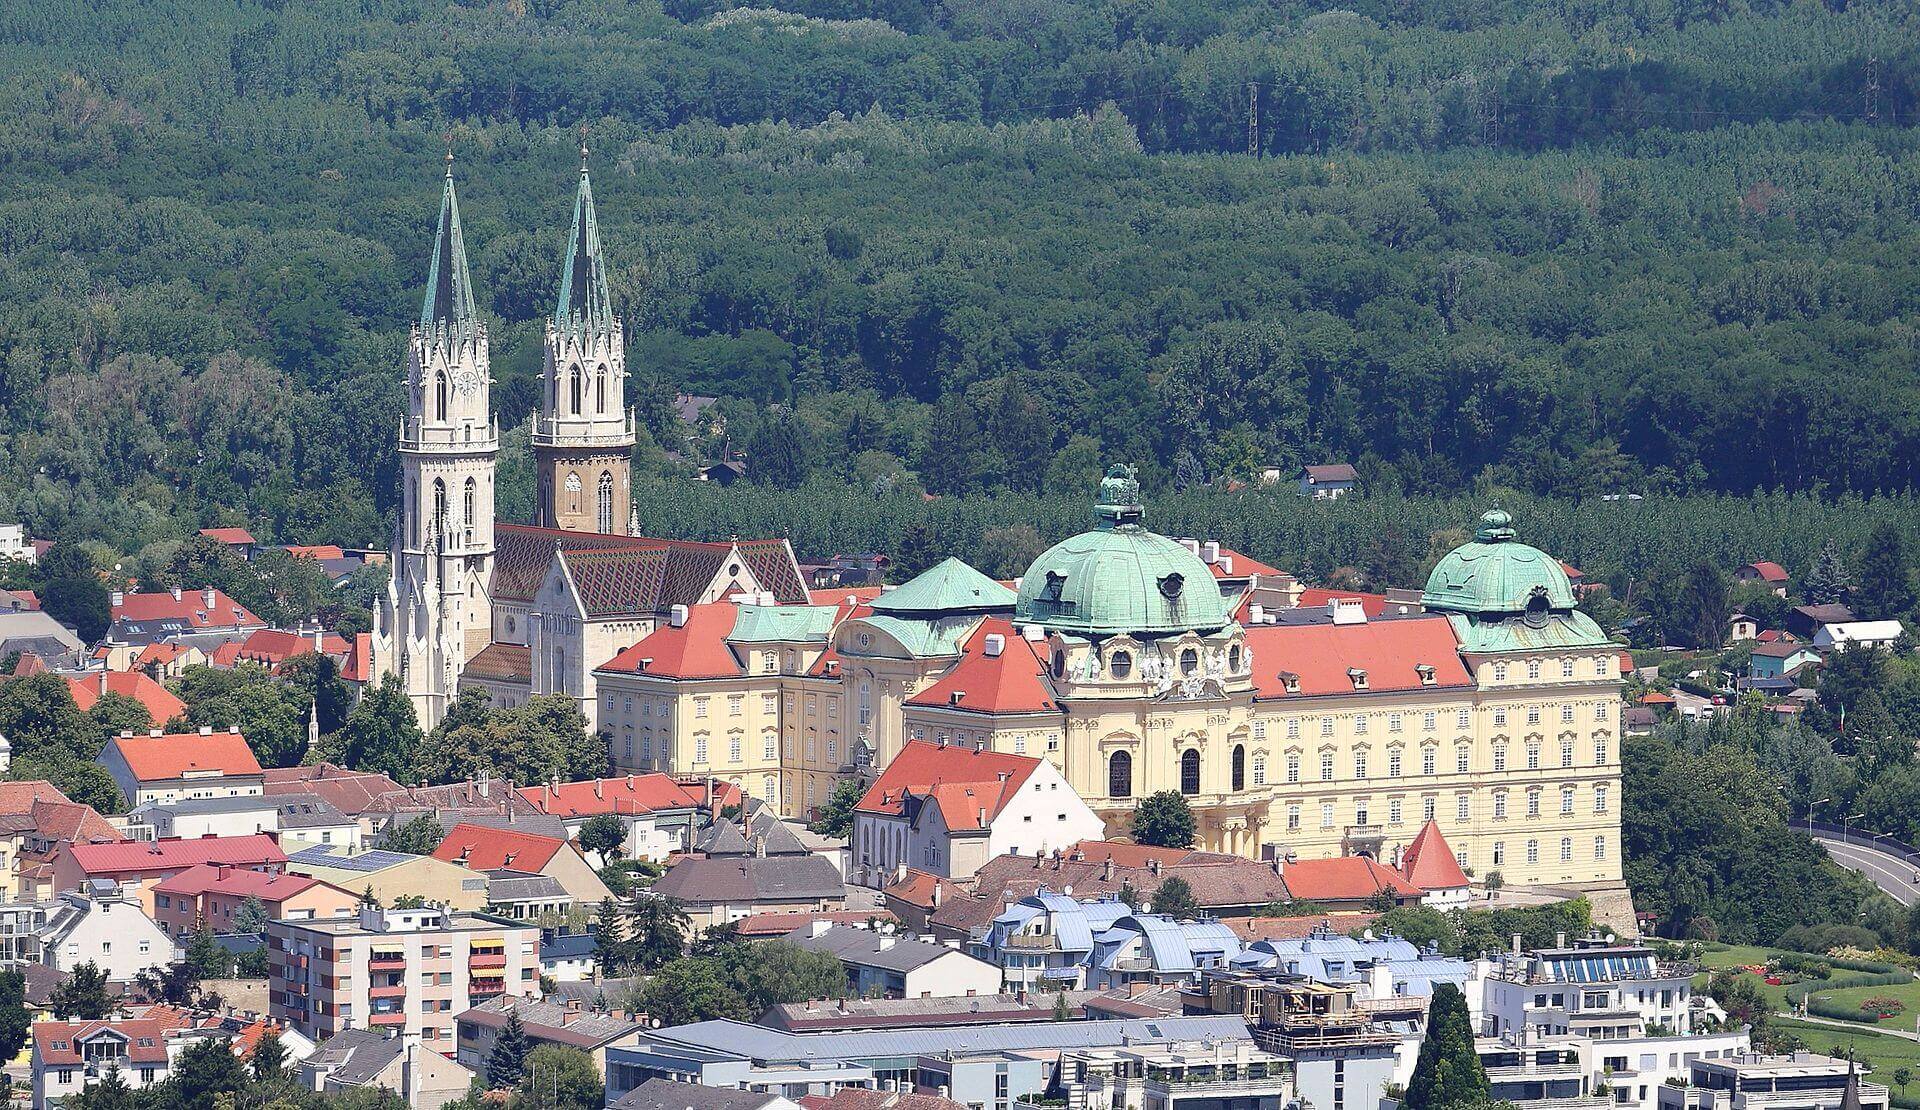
[1493,792,1507,819]
[1493,747,1507,772]
[1595,786,1609,814]
[1595,738,1610,765]
[1562,739,1575,766]
[1286,755,1300,784]
[1596,702,1610,721]
[1456,794,1470,822]
[827,739,837,762]
[1320,718,1333,737]
[1561,704,1575,723]
[1353,753,1368,779]
[729,736,743,763]
[1595,836,1607,859]
[1355,716,1369,736]
[1320,753,1334,781]
[1388,749,1402,777]
[1493,708,1508,727]
[1355,800,1370,825]
[1457,709,1471,729]
[729,696,743,717]
[1389,798,1403,825]
[1389,714,1403,733]
[1526,745,1540,770]
[763,694,777,714]
[694,698,709,719]
[1562,787,1576,815]
[1252,721,1267,741]
[694,737,709,763]
[1320,803,1334,829]
[1527,840,1539,864]
[1456,748,1469,774]
[762,654,776,674]
[1423,797,1437,822]
[1287,719,1300,740]
[1287,805,1301,831]
[1562,659,1575,678]
[764,736,777,761]
[1422,748,1436,776]
[1527,706,1541,726]
[1527,790,1541,818]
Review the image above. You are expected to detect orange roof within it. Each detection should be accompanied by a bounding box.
[66,672,187,724]
[135,642,190,666]
[1616,649,1637,673]
[1281,856,1423,902]
[112,588,264,630]
[152,862,335,903]
[282,545,345,560]
[28,798,123,844]
[1294,589,1391,617]
[11,653,48,676]
[228,628,349,668]
[1398,820,1470,891]
[1226,913,1381,942]
[1245,616,1469,698]
[431,822,566,872]
[103,730,262,782]
[339,632,373,683]
[882,867,965,909]
[1202,546,1284,580]
[4,589,39,611]
[734,909,897,937]
[519,774,741,818]
[596,604,742,679]
[856,740,1042,830]
[1744,561,1790,582]
[199,527,256,546]
[1639,691,1675,705]
[808,586,887,606]
[0,781,70,815]
[906,620,1056,716]
[1063,841,1227,869]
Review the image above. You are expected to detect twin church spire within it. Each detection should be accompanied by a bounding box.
[421,153,478,331]
[555,140,615,336]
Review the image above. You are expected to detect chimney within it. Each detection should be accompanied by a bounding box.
[1511,932,1523,956]
[1202,541,1220,564]
[1249,604,1265,624]
[229,725,240,734]
[98,672,108,695]
[983,634,1005,658]
[110,590,125,608]
[1218,555,1233,575]
[594,780,604,800]
[1102,858,1114,882]
[876,936,896,951]
[670,605,689,628]
[1555,931,1567,948]
[169,586,182,602]
[932,883,942,908]
[1148,859,1162,875]
[202,588,217,610]
[1331,597,1367,625]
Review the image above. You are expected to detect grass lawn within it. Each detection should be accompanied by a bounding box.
[1776,1018,1920,1103]
[1808,980,1920,1026]
[1700,945,1786,971]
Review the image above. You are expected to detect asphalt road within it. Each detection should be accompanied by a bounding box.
[1816,833,1920,906]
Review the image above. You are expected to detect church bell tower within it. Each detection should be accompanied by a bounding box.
[377,152,498,728]
[534,141,636,535]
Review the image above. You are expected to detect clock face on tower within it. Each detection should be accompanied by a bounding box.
[450,361,484,393]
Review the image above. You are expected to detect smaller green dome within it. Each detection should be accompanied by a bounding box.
[1422,505,1578,616]
[1015,465,1231,637]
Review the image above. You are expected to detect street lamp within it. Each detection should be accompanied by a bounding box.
[1844,813,1866,846]
[1810,798,1830,838]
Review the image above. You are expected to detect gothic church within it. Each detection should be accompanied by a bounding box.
[373,150,807,730]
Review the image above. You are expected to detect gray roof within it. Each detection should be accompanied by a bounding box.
[272,792,352,828]
[787,926,964,973]
[639,1015,1254,1066]
[130,795,279,820]
[307,1028,403,1085]
[616,1078,786,1110]
[0,612,82,654]
[458,996,642,1049]
[652,854,844,906]
[700,809,810,858]
[288,845,421,873]
[486,872,570,903]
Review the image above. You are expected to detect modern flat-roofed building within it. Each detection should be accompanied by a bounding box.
[1656,1053,1884,1110]
[267,904,538,1049]
[1064,1041,1293,1110]
[1483,933,1699,1039]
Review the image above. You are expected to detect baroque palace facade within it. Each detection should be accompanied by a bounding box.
[594,467,1625,895]
[374,159,1623,897]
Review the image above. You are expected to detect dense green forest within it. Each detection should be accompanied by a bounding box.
[3,0,1920,561]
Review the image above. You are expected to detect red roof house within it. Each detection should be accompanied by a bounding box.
[904,620,1057,718]
[64,671,187,726]
[596,604,745,680]
[198,527,257,548]
[107,586,266,642]
[151,862,356,940]
[431,822,612,904]
[1245,615,1471,699]
[518,774,741,818]
[1398,820,1472,905]
[52,833,287,911]
[98,728,265,807]
[1278,856,1424,909]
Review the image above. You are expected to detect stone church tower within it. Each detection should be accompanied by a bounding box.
[534,145,635,534]
[376,156,498,728]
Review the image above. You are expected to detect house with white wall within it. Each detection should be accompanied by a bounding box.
[36,884,175,981]
[851,740,1105,887]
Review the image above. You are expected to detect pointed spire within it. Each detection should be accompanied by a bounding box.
[555,134,615,335]
[421,146,478,332]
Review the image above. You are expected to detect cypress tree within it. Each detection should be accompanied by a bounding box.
[1405,983,1488,1110]
[487,1010,531,1089]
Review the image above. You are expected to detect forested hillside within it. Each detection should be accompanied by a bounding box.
[2,0,1920,559]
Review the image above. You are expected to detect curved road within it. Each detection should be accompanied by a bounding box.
[1816,833,1920,906]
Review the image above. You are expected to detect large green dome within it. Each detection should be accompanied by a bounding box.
[1015,465,1231,637]
[1421,507,1578,615]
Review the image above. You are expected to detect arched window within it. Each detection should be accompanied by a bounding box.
[1231,745,1246,792]
[565,471,582,513]
[1180,749,1201,795]
[1109,751,1133,799]
[431,479,447,538]
[1228,645,1243,672]
[1180,648,1199,676]
[406,478,417,547]
[596,368,608,413]
[434,369,449,420]
[1052,651,1066,679]
[570,366,584,415]
[463,478,477,544]
[1110,650,1132,679]
[596,471,614,534]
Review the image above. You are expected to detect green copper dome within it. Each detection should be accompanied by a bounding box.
[1422,507,1578,615]
[1014,465,1231,637]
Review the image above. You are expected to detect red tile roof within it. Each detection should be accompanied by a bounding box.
[905,620,1056,716]
[1245,616,1469,698]
[734,909,897,938]
[1226,913,1381,942]
[807,586,888,606]
[1201,547,1284,580]
[66,833,286,877]
[66,672,187,725]
[432,822,566,872]
[4,589,39,611]
[1639,691,1675,705]
[340,632,373,683]
[282,545,345,560]
[881,868,966,910]
[519,774,742,818]
[135,642,190,666]
[152,862,330,903]
[597,604,743,679]
[0,781,71,815]
[1558,560,1585,581]
[1062,841,1234,869]
[34,1017,182,1065]
[492,524,806,613]
[261,764,404,815]
[1744,561,1790,582]
[855,741,1042,830]
[227,628,349,668]
[198,527,257,546]
[11,652,48,676]
[1398,820,1471,892]
[103,730,262,782]
[30,799,124,844]
[1280,856,1423,902]
[111,588,264,630]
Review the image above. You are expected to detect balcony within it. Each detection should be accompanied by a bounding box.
[368,984,407,999]
[470,979,507,996]
[369,1012,408,1027]
[1003,934,1060,950]
[468,953,507,969]
[529,409,635,449]
[368,953,406,970]
[399,415,499,454]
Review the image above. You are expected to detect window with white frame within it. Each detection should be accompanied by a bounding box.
[1594,835,1606,859]
[1389,798,1403,824]
[1595,785,1609,813]
[1526,839,1539,864]
[1423,747,1437,776]
[1321,752,1334,781]
[1494,662,1508,682]
[1492,744,1507,772]
[1320,803,1334,829]
[1354,751,1368,779]
[1492,842,1505,866]
[1457,709,1471,729]
[1388,748,1403,777]
[1287,719,1301,740]
[1562,658,1575,678]
[1493,791,1508,819]
[1527,660,1542,680]
[694,736,709,763]
[1355,715,1369,736]
[1561,738,1575,766]
[1253,753,1267,785]
[1320,718,1333,737]
[1287,804,1301,831]
[1286,754,1301,784]
[1494,708,1508,727]
[1527,788,1541,817]
[1559,837,1573,861]
[1561,785,1576,815]
[1389,714,1403,733]
[1561,704,1575,723]
[1456,746,1470,773]
[1456,794,1470,821]
[1424,711,1437,732]
[1527,706,1541,726]
[1526,744,1540,770]
[1424,796,1437,821]
[1594,737,1610,764]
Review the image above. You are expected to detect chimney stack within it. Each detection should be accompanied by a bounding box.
[170,586,182,602]
[203,588,217,611]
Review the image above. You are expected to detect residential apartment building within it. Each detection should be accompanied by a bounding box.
[36,885,175,981]
[97,727,265,808]
[268,904,539,1048]
[284,844,490,912]
[1483,934,1699,1039]
[1064,1041,1293,1110]
[784,922,1002,999]
[51,833,287,915]
[1657,1053,1884,1110]
[453,996,642,1073]
[152,864,357,942]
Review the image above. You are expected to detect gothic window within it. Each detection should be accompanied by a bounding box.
[435,369,449,420]
[432,480,447,538]
[570,366,585,415]
[463,478,477,544]
[1180,749,1201,795]
[407,479,417,547]
[1232,745,1246,792]
[596,367,608,413]
[596,472,614,534]
[565,471,582,514]
[1109,751,1133,799]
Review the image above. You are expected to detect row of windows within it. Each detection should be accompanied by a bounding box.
[1249,702,1611,742]
[1281,790,1609,829]
[1489,656,1614,682]
[1107,736,1613,796]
